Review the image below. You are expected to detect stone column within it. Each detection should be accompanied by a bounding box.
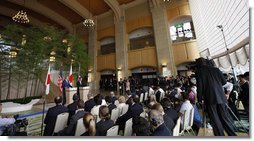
[150,2,177,76]
[88,17,99,94]
[115,7,129,80]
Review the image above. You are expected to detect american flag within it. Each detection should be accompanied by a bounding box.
[58,66,63,92]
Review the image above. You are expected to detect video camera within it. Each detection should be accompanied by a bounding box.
[2,117,28,136]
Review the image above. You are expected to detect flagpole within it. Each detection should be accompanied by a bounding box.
[41,96,46,136]
[41,63,50,136]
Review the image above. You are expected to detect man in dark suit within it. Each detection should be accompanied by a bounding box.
[62,76,72,105]
[43,96,68,136]
[84,93,96,112]
[116,95,143,131]
[96,106,114,136]
[67,94,79,125]
[149,110,171,136]
[76,76,83,98]
[118,78,124,95]
[110,91,117,104]
[59,99,86,136]
[195,57,236,136]
[152,103,174,134]
[105,96,116,114]
[160,98,178,123]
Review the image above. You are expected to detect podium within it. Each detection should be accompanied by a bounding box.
[79,86,90,102]
[66,87,77,105]
[66,87,90,105]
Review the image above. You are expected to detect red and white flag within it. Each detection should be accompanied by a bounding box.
[69,64,73,86]
[45,65,51,95]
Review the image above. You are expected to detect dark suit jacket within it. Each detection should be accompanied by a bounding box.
[76,80,82,97]
[111,96,117,104]
[116,103,143,130]
[96,119,114,136]
[151,123,171,136]
[62,110,86,136]
[155,90,161,102]
[108,104,117,114]
[163,114,175,132]
[196,65,227,104]
[62,79,72,88]
[239,82,249,103]
[43,105,69,136]
[84,99,96,112]
[67,101,78,124]
[165,108,178,123]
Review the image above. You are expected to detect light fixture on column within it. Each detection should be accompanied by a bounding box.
[83,0,94,27]
[12,0,29,23]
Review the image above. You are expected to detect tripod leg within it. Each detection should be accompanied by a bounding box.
[225,104,249,134]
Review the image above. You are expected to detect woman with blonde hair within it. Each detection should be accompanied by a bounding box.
[82,113,96,136]
[117,96,128,115]
[148,94,157,108]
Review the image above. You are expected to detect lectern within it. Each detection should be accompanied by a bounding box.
[66,87,90,105]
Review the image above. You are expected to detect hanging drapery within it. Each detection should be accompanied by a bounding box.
[213,58,220,68]
[218,55,231,69]
[229,52,238,67]
[235,47,248,66]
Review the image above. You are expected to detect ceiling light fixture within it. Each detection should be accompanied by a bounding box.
[83,0,94,27]
[12,0,29,24]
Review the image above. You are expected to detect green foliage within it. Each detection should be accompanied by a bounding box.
[0,96,42,104]
[0,24,89,100]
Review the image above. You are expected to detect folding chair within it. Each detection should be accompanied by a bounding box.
[53,112,69,134]
[75,118,87,136]
[106,125,119,136]
[124,118,133,136]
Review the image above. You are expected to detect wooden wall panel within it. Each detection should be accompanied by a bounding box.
[172,44,187,65]
[185,42,200,61]
[179,4,191,15]
[128,47,157,69]
[97,26,115,40]
[128,50,142,69]
[97,53,116,71]
[167,4,191,22]
[172,41,200,65]
[167,7,179,21]
[141,48,157,67]
[126,16,153,33]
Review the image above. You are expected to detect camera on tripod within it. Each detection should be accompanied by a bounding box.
[2,118,28,136]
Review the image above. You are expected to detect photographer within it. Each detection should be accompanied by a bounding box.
[0,103,16,136]
[195,57,236,136]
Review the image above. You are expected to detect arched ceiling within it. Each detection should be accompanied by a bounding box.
[0,0,141,33]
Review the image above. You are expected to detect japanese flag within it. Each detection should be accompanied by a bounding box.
[45,65,50,95]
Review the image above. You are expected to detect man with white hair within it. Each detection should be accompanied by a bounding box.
[149,110,171,136]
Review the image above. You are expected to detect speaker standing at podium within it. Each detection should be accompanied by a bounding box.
[62,76,72,105]
[76,76,83,98]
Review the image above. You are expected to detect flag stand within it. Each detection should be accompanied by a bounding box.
[40,96,46,136]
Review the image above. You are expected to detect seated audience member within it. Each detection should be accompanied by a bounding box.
[110,91,117,104]
[149,110,171,136]
[105,96,116,114]
[96,106,114,136]
[148,85,155,96]
[67,94,79,124]
[0,103,16,136]
[148,94,157,109]
[152,103,174,133]
[174,82,183,100]
[160,98,178,123]
[91,94,103,117]
[178,92,193,130]
[117,96,128,115]
[154,86,163,102]
[116,95,143,131]
[59,99,86,136]
[43,96,68,136]
[84,94,96,112]
[132,116,151,136]
[81,113,96,136]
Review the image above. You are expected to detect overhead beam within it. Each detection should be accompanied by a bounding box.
[7,0,73,33]
[104,0,121,21]
[58,0,91,19]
